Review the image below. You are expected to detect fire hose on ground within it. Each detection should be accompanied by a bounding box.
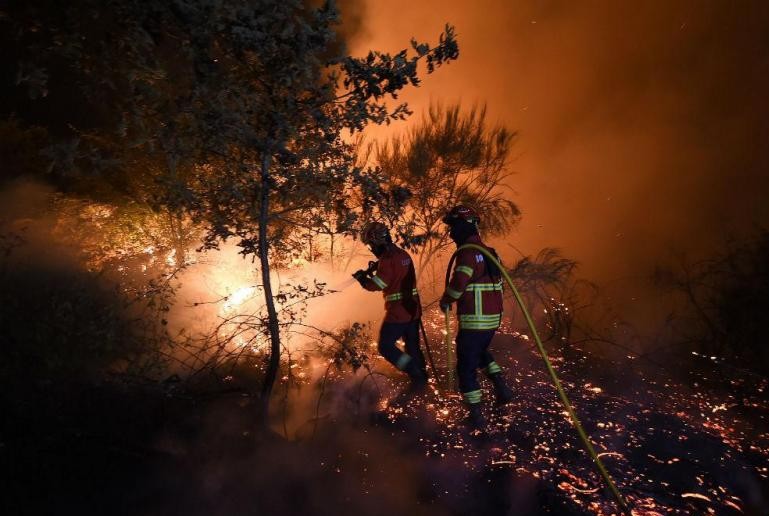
[443,243,631,515]
[418,318,440,380]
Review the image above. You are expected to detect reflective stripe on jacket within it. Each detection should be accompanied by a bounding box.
[440,235,503,330]
[362,244,421,323]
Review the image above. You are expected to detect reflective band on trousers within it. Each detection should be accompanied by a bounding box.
[463,389,482,404]
[385,288,419,302]
[396,353,412,370]
[485,361,502,375]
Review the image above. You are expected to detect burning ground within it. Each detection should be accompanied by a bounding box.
[3,1,769,512]
[1,184,767,515]
[301,309,769,515]
[5,303,767,515]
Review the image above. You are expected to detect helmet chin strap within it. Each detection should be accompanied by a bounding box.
[370,243,388,257]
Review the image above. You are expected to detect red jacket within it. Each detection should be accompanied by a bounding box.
[440,235,503,331]
[362,244,421,323]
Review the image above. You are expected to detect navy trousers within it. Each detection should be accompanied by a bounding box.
[456,329,497,396]
[378,320,427,373]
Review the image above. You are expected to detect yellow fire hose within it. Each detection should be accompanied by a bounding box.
[446,243,631,514]
[444,308,455,390]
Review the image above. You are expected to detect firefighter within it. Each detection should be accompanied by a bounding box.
[439,205,513,429]
[353,221,428,390]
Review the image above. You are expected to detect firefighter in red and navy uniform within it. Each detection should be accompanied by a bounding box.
[439,205,513,428]
[353,222,428,389]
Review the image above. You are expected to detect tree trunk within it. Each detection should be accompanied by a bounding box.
[257,152,281,430]
[329,232,335,271]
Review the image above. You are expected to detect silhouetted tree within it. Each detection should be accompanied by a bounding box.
[374,102,519,284]
[0,119,50,184]
[4,1,459,428]
[654,229,769,374]
[507,247,578,341]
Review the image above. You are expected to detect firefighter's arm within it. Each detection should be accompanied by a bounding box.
[353,269,372,288]
[439,252,474,309]
[358,258,392,292]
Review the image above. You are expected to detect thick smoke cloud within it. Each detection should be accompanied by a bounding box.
[352,0,769,326]
[335,0,369,46]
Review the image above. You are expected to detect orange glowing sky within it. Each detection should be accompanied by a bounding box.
[348,0,769,324]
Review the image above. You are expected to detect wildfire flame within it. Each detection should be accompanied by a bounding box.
[222,285,257,315]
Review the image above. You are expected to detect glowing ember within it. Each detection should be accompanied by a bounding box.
[681,492,711,502]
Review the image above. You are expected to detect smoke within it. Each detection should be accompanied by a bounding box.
[0,179,83,272]
[335,0,369,47]
[353,0,769,328]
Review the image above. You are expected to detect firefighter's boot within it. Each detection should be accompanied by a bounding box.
[489,372,513,406]
[466,403,486,430]
[404,360,428,394]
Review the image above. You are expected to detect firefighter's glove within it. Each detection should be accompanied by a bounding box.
[352,269,369,286]
[440,300,452,312]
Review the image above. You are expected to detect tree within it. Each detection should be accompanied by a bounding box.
[2,0,213,271]
[0,118,50,184]
[5,0,458,428]
[374,102,520,286]
[180,3,458,426]
[506,247,578,341]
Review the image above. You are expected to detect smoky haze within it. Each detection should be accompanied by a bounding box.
[353,1,769,326]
